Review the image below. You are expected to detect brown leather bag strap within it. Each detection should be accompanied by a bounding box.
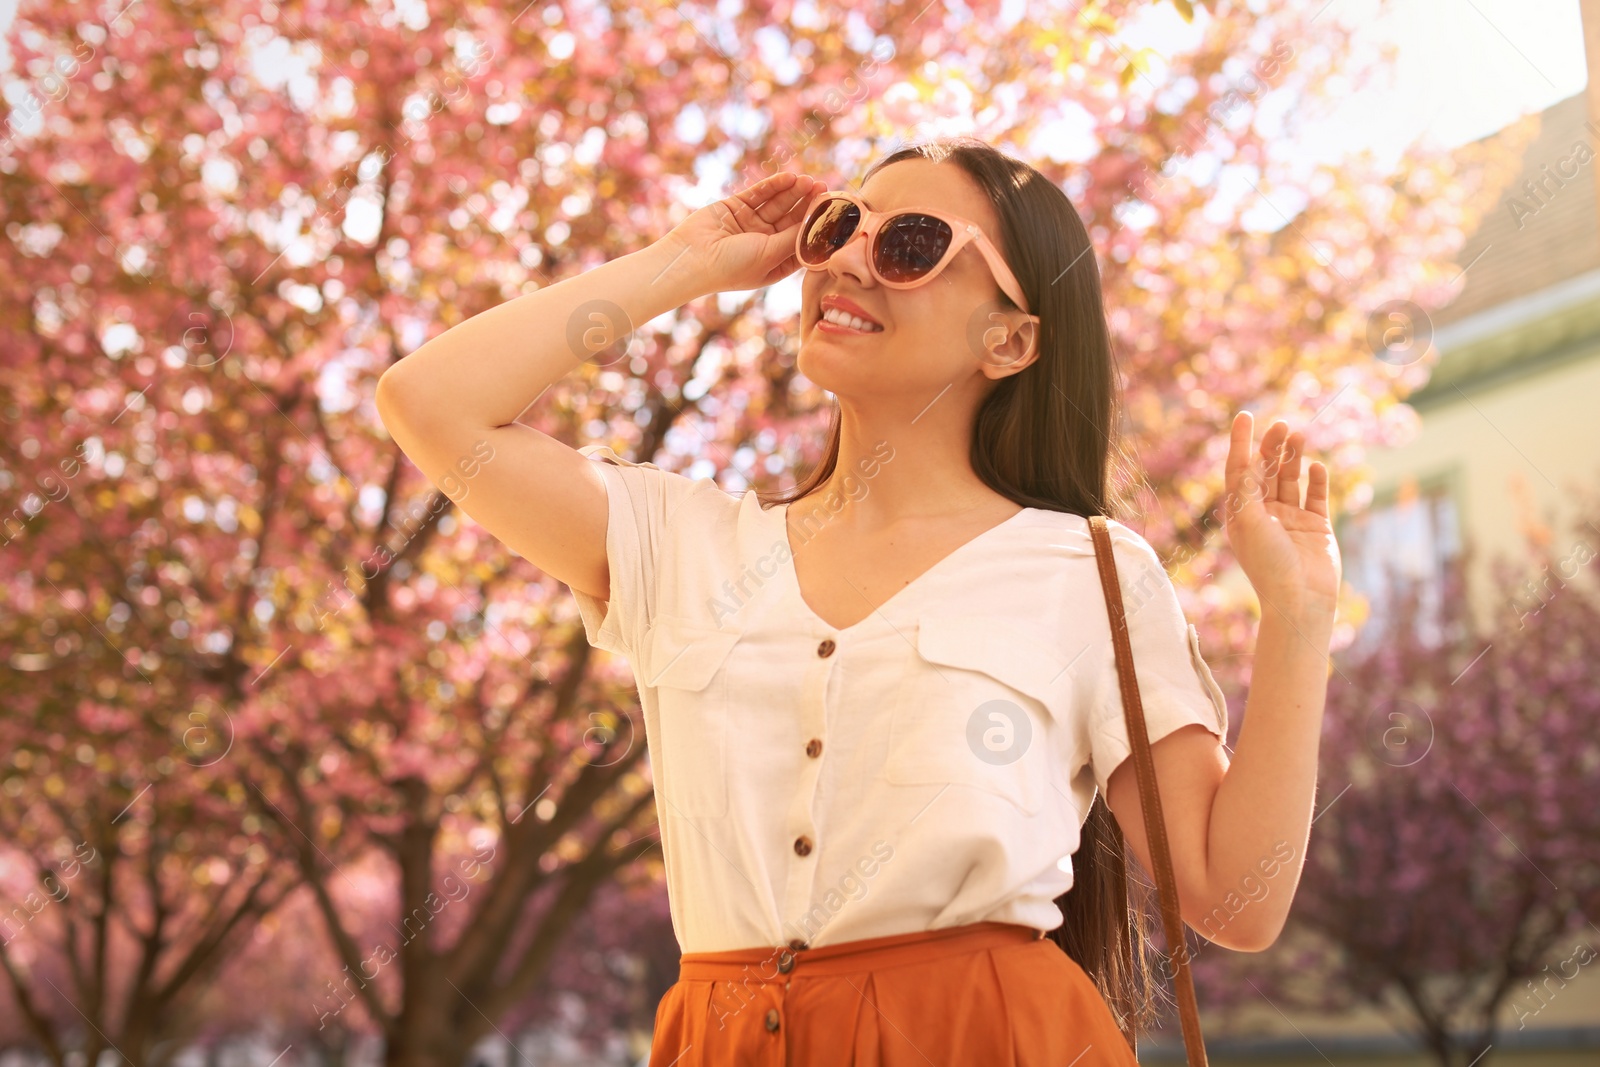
[1087,514,1209,1067]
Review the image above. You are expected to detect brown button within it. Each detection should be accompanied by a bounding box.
[817,638,836,657]
[765,1007,780,1032]
[793,835,813,856]
[805,738,822,758]
[777,949,795,973]
[788,938,808,950]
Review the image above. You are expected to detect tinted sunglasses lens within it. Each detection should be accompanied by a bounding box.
[875,213,953,283]
[799,197,860,265]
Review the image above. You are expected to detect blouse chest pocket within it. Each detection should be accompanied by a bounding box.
[642,615,741,819]
[884,612,1070,816]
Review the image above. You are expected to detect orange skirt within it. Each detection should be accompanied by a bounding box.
[648,920,1142,1066]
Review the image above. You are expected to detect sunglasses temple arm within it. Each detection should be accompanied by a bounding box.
[965,231,1034,316]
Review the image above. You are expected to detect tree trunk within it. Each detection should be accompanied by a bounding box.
[383,986,470,1067]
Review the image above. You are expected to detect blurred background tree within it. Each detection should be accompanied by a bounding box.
[1186,504,1600,1067]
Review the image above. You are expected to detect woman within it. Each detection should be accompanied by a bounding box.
[377,138,1340,1065]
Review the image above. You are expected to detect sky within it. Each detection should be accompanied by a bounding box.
[1115,0,1589,160]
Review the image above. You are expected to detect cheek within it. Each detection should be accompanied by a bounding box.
[800,275,823,312]
[897,288,981,369]
[890,312,956,371]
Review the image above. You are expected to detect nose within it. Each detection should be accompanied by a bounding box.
[824,223,874,290]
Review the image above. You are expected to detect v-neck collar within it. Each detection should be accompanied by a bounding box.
[774,500,1033,635]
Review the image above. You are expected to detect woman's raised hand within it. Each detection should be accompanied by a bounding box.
[656,172,827,298]
[1223,411,1342,628]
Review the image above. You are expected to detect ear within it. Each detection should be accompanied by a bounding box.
[976,311,1041,380]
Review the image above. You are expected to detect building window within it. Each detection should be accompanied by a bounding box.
[1339,476,1463,649]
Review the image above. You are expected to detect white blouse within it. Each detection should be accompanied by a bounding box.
[568,444,1230,954]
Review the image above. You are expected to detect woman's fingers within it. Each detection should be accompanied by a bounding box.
[1305,460,1331,521]
[1252,427,1274,510]
[779,177,822,225]
[761,251,802,287]
[1228,413,1330,520]
[1224,411,1255,523]
[1276,429,1305,507]
[730,172,796,208]
[717,175,781,232]
[730,173,818,231]
[1257,419,1287,506]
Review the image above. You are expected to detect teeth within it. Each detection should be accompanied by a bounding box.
[821,307,883,332]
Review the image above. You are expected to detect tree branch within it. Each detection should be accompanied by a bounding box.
[245,756,397,1032]
[475,785,659,1024]
[0,933,68,1067]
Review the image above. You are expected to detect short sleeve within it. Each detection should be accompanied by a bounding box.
[568,443,701,662]
[1087,525,1230,799]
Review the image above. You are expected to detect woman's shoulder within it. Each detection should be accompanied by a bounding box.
[1014,510,1178,608]
[577,443,743,497]
[1016,507,1159,553]
[577,443,752,536]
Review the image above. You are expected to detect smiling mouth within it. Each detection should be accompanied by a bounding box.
[818,307,884,333]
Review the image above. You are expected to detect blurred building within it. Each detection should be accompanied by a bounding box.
[1340,87,1600,643]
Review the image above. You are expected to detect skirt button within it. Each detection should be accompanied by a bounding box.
[765,1007,781,1032]
[777,949,795,973]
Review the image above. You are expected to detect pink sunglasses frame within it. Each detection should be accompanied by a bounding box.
[794,189,1040,322]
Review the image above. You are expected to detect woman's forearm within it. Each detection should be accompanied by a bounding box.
[377,235,704,429]
[1202,602,1332,949]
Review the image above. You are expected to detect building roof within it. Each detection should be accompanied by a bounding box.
[1437,90,1600,326]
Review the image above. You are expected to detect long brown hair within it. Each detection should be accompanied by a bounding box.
[755,137,1166,1044]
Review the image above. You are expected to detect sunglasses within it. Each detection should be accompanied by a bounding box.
[795,189,1039,320]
